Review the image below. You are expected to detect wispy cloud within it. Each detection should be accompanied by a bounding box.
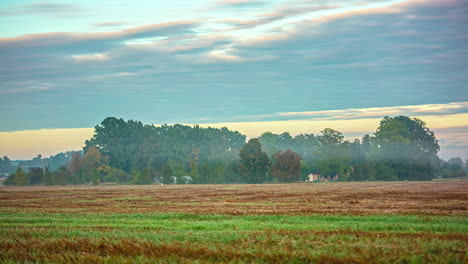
[233,102,468,121]
[280,102,468,120]
[0,1,83,17]
[0,20,199,48]
[93,22,128,28]
[0,0,467,136]
[71,53,109,63]
[0,82,56,94]
[211,0,265,9]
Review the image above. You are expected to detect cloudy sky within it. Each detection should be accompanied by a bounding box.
[0,0,467,160]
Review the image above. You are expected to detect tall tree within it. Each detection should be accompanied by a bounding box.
[315,129,350,179]
[6,168,28,186]
[44,167,54,186]
[161,163,173,184]
[68,152,82,184]
[373,116,439,180]
[271,149,301,182]
[239,139,270,183]
[27,167,44,185]
[79,146,108,184]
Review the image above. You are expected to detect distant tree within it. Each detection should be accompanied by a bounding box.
[447,157,464,170]
[133,168,153,185]
[97,165,128,184]
[172,162,186,178]
[54,166,69,185]
[373,116,439,180]
[6,168,28,186]
[271,149,301,182]
[317,128,344,152]
[239,138,270,183]
[315,129,351,180]
[0,156,11,167]
[440,158,467,178]
[44,167,54,186]
[161,164,173,184]
[27,168,44,185]
[68,152,82,184]
[189,148,199,182]
[80,146,108,184]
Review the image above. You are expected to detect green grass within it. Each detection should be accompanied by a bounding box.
[0,212,467,263]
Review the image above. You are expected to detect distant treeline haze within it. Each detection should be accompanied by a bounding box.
[3,116,467,185]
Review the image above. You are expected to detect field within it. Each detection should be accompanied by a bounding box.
[0,181,467,263]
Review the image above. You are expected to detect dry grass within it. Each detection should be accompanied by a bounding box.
[0,181,467,215]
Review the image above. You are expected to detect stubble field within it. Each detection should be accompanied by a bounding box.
[0,181,467,263]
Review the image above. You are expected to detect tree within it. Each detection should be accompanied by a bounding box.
[27,167,44,185]
[161,163,173,184]
[317,128,344,153]
[239,138,270,183]
[68,152,82,184]
[79,146,108,184]
[315,129,350,180]
[440,158,466,178]
[6,168,28,186]
[271,149,301,182]
[44,167,54,186]
[54,166,69,185]
[373,116,439,180]
[133,168,153,185]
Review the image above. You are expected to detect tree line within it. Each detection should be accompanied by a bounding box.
[3,116,467,186]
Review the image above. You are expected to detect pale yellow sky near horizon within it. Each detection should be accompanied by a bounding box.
[1,113,467,160]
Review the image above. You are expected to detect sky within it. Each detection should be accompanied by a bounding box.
[0,0,467,160]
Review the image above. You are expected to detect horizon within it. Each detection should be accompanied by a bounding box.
[1,111,467,160]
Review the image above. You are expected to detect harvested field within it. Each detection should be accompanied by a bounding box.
[1,181,467,215]
[1,181,467,263]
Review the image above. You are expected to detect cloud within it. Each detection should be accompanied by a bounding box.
[71,53,109,63]
[233,102,468,121]
[0,1,83,17]
[0,0,467,134]
[93,22,128,28]
[211,0,265,8]
[280,102,468,120]
[0,20,199,48]
[218,3,340,30]
[0,82,56,94]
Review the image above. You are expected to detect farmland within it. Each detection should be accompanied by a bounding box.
[1,181,467,263]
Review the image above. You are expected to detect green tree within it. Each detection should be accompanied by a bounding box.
[54,166,69,185]
[79,146,108,184]
[68,152,82,184]
[133,168,153,185]
[317,128,344,152]
[27,167,44,185]
[239,138,270,183]
[44,167,54,186]
[374,116,439,180]
[161,163,173,184]
[315,129,350,180]
[8,168,28,186]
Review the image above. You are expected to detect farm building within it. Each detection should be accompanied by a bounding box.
[306,173,339,182]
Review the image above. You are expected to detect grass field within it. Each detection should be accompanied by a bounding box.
[0,181,467,263]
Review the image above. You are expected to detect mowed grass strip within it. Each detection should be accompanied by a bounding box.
[0,212,467,263]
